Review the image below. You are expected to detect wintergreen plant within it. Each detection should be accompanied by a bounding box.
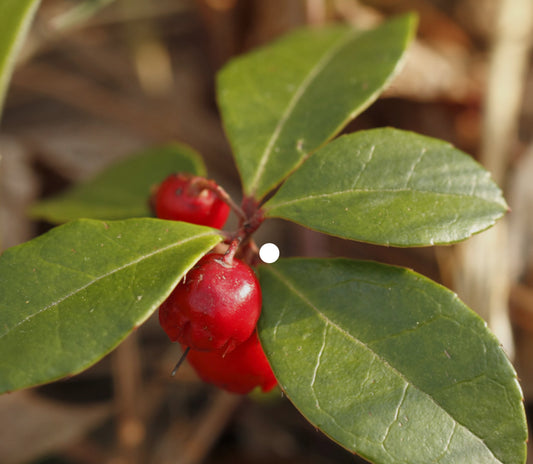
[0,8,527,464]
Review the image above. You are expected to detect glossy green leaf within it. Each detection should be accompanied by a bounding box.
[217,15,416,200]
[29,143,206,223]
[265,128,508,246]
[0,0,41,120]
[0,218,222,394]
[259,258,527,464]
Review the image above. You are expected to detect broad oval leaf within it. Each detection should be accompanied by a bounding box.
[265,128,508,246]
[258,258,527,464]
[0,218,222,394]
[0,0,41,120]
[217,15,416,200]
[29,143,206,223]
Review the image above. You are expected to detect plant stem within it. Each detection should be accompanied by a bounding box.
[171,346,191,376]
[193,177,247,222]
[223,238,241,265]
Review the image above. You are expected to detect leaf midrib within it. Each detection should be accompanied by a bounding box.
[265,264,500,463]
[267,187,504,210]
[0,230,218,340]
[248,28,359,196]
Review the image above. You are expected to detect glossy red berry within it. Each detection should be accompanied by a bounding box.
[159,253,262,353]
[154,173,230,228]
[185,331,277,394]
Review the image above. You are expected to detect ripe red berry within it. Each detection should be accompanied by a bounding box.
[159,253,262,353]
[185,331,277,394]
[154,173,230,228]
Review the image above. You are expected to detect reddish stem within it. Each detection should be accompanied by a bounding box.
[223,238,241,265]
[192,177,247,222]
[241,195,260,220]
[238,239,261,267]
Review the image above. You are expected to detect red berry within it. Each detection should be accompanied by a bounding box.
[185,331,277,394]
[159,253,262,353]
[154,174,230,228]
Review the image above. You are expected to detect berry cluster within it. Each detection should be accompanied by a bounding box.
[154,174,276,394]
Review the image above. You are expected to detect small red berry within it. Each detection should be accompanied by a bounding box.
[185,331,277,394]
[159,253,262,353]
[154,173,230,228]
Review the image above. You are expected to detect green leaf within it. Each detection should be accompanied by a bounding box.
[258,258,527,464]
[0,218,222,394]
[0,0,41,120]
[29,143,206,223]
[217,14,416,200]
[265,128,508,246]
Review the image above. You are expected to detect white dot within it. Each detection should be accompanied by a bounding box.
[259,243,280,264]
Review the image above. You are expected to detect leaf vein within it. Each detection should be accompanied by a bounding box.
[350,144,376,189]
[404,147,427,188]
[265,265,500,461]
[273,304,289,340]
[310,322,329,407]
[0,231,217,340]
[249,29,358,195]
[381,383,409,445]
[435,422,458,463]
[270,187,498,210]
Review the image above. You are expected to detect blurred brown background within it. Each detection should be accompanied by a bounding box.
[0,0,532,463]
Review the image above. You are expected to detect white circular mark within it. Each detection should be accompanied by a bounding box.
[259,242,280,264]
